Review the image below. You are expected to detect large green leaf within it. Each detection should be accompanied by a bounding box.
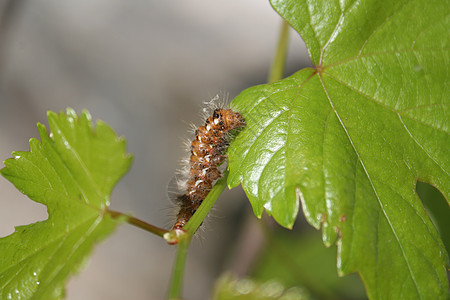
[228,0,449,299]
[0,109,132,299]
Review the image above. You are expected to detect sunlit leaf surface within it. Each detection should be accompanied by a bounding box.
[228,0,449,298]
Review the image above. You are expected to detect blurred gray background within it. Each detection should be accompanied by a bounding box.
[0,1,310,299]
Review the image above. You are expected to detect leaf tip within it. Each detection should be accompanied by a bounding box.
[0,164,7,176]
[81,109,92,122]
[46,110,57,120]
[125,153,134,165]
[36,122,49,138]
[65,107,78,118]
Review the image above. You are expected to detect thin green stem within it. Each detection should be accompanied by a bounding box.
[268,20,290,83]
[167,235,191,299]
[183,170,229,234]
[107,209,168,237]
[165,171,229,299]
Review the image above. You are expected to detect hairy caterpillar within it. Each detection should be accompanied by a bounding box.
[171,101,245,231]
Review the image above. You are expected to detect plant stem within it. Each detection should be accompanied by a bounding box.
[268,20,290,83]
[167,235,191,299]
[166,170,229,299]
[183,170,229,235]
[107,209,168,237]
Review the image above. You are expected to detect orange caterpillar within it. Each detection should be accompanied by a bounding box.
[172,107,245,230]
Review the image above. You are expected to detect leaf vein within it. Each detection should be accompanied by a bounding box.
[318,74,422,299]
[326,47,450,70]
[397,113,449,176]
[358,1,412,55]
[39,216,103,293]
[324,72,450,134]
[0,216,99,282]
[51,122,103,204]
[320,12,345,65]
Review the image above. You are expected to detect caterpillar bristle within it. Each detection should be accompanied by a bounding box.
[187,123,199,135]
[200,93,229,118]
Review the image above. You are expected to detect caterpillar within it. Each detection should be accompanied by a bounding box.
[171,103,245,231]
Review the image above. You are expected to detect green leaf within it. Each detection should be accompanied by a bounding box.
[227,0,449,299]
[0,109,132,299]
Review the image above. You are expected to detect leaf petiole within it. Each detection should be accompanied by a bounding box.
[107,209,168,237]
